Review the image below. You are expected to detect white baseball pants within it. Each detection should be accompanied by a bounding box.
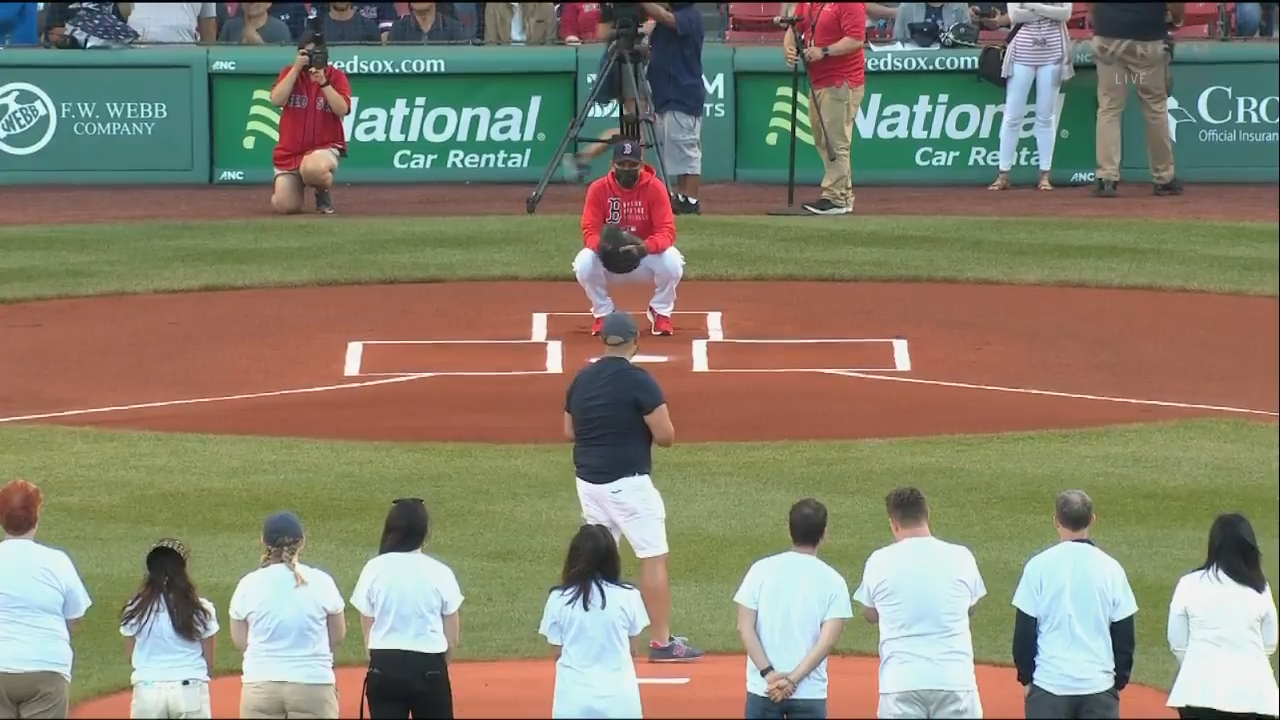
[572,247,685,318]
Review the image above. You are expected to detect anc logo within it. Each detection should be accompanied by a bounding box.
[0,82,58,156]
[765,86,816,148]
[242,89,281,150]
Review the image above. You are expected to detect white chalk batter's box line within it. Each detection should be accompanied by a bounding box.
[692,338,912,373]
[531,311,726,342]
[344,340,563,378]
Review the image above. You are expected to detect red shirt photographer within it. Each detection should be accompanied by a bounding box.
[794,2,867,90]
[271,54,351,172]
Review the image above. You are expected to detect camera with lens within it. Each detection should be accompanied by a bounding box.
[605,2,646,51]
[302,13,329,69]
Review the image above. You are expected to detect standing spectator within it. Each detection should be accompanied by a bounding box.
[1089,2,1183,198]
[119,538,219,720]
[539,524,650,719]
[559,1,603,43]
[322,2,382,44]
[853,487,986,719]
[229,512,347,720]
[1166,513,1279,720]
[484,2,557,44]
[734,498,852,720]
[388,2,470,42]
[783,2,868,215]
[0,2,39,46]
[989,3,1074,192]
[218,2,293,44]
[126,1,217,44]
[351,498,463,720]
[642,2,705,216]
[0,479,93,720]
[1012,490,1137,720]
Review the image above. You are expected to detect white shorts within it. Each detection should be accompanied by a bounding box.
[878,690,982,720]
[130,680,212,719]
[273,147,342,177]
[575,474,669,559]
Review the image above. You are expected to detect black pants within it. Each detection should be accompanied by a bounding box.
[1024,684,1120,719]
[363,649,453,719]
[1178,708,1277,720]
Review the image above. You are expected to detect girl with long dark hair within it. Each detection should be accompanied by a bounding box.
[120,538,219,719]
[538,524,650,719]
[1167,513,1279,720]
[352,498,463,719]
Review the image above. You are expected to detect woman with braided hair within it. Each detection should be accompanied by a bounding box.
[230,511,347,719]
[120,538,219,719]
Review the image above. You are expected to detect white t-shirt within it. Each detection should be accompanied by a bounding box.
[0,538,93,680]
[350,551,463,655]
[1011,540,1138,696]
[120,597,219,684]
[539,581,649,690]
[733,551,853,700]
[127,2,215,43]
[229,563,345,685]
[853,537,986,694]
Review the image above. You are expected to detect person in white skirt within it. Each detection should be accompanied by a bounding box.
[539,524,650,719]
[120,538,219,719]
[1166,513,1279,720]
[989,3,1075,192]
[230,511,347,720]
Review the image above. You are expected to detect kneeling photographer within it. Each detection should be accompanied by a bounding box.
[642,2,704,216]
[268,18,351,215]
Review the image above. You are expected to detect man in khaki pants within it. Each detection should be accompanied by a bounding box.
[1089,2,1185,198]
[783,2,868,215]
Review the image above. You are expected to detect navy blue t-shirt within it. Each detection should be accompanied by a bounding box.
[647,6,705,118]
[565,356,666,484]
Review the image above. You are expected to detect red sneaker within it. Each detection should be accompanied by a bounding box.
[647,307,674,336]
[590,317,604,336]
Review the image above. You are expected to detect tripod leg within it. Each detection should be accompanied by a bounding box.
[527,51,620,215]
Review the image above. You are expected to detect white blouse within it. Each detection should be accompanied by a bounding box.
[1166,569,1279,716]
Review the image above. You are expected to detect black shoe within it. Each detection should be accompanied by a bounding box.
[1153,178,1184,196]
[1091,179,1118,198]
[681,197,702,216]
[315,189,335,214]
[670,193,684,215]
[802,198,851,215]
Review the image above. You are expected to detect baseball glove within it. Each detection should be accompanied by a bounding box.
[598,224,648,274]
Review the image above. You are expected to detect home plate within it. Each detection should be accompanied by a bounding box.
[589,355,670,363]
[638,677,691,685]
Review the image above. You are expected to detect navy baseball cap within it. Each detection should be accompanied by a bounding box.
[263,511,305,546]
[613,139,643,163]
[600,312,639,346]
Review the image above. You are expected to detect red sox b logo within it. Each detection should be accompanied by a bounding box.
[606,196,622,224]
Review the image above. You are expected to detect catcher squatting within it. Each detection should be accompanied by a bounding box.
[576,140,685,337]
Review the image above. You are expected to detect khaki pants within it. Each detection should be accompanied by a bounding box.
[0,672,70,720]
[809,82,866,208]
[1093,36,1176,184]
[240,682,339,720]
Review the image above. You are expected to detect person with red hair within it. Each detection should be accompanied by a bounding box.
[0,479,94,720]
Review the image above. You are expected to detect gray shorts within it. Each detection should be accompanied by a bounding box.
[273,147,342,177]
[657,110,702,176]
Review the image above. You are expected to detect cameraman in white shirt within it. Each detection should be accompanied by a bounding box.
[854,487,986,719]
[734,498,853,720]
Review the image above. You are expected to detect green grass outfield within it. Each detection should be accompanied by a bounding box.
[1,213,1277,703]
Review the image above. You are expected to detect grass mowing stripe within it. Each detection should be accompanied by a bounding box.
[1,215,1276,302]
[1,420,1275,701]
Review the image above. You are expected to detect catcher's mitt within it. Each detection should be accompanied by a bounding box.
[598,224,648,274]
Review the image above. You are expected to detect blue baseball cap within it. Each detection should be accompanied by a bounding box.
[600,312,639,346]
[613,139,643,163]
[263,511,305,546]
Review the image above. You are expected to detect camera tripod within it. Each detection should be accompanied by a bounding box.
[767,17,838,216]
[526,37,672,215]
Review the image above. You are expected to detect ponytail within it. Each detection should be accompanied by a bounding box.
[261,538,308,587]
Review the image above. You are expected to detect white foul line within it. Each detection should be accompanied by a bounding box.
[343,341,364,377]
[0,374,436,424]
[892,339,912,372]
[822,371,1279,418]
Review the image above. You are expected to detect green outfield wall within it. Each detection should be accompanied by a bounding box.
[0,41,1274,187]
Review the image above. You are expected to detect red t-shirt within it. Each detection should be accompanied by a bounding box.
[795,2,867,90]
[272,65,352,171]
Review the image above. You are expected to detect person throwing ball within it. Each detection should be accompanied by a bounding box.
[575,140,685,337]
[563,312,703,663]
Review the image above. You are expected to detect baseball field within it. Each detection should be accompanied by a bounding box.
[1,181,1277,718]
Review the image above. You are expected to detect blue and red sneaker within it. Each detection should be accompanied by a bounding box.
[648,635,704,663]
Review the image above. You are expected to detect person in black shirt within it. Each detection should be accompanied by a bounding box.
[323,1,381,44]
[563,312,704,664]
[1089,2,1184,199]
[388,2,469,43]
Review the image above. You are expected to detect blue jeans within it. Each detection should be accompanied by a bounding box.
[745,692,828,720]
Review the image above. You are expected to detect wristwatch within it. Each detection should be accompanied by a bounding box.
[821,46,831,57]
[759,665,774,678]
